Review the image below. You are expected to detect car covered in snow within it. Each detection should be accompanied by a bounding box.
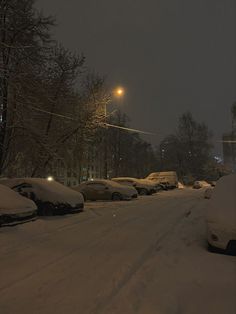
[0,178,84,216]
[112,177,157,195]
[193,180,211,189]
[178,182,185,189]
[0,184,37,226]
[204,187,214,199]
[206,174,236,255]
[73,179,138,201]
[145,171,178,189]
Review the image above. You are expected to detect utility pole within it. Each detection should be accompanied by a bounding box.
[103,102,108,179]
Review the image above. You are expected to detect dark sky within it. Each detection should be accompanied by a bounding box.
[37,0,236,156]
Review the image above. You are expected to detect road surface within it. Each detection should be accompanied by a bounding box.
[0,188,235,314]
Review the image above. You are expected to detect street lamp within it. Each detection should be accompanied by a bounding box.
[113,87,125,98]
[103,86,125,179]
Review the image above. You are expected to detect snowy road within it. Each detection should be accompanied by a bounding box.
[0,189,235,314]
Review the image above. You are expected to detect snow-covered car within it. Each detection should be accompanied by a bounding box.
[204,187,213,199]
[112,177,157,195]
[0,184,37,227]
[145,171,178,189]
[73,179,138,201]
[0,178,84,216]
[193,180,211,189]
[206,174,236,255]
[178,182,185,189]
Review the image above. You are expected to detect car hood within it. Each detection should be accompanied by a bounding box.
[0,184,37,215]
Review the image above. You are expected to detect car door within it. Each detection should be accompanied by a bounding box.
[86,183,110,200]
[118,180,134,187]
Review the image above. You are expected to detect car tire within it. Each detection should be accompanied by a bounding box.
[208,242,226,255]
[81,193,86,202]
[112,193,122,201]
[139,188,148,196]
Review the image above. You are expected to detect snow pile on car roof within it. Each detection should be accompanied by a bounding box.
[0,184,36,214]
[207,174,236,228]
[1,178,83,206]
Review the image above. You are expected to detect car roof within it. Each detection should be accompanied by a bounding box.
[112,177,137,181]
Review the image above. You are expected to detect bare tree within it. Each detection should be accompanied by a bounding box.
[0,0,54,173]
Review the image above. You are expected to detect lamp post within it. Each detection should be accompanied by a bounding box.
[103,86,125,179]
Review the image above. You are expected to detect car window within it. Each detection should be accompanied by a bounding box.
[12,183,33,191]
[87,183,107,190]
[124,180,134,185]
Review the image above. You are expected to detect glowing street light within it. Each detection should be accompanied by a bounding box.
[113,87,125,98]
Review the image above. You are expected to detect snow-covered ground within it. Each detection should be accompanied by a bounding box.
[0,188,235,314]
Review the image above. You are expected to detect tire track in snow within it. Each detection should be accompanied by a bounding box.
[90,197,202,314]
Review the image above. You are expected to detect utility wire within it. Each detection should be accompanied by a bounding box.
[23,103,157,135]
[20,103,235,141]
[104,123,156,135]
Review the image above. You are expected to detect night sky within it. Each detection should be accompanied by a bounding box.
[37,0,236,156]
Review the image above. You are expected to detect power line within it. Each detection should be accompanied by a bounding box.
[23,103,156,135]
[20,103,235,140]
[104,123,156,135]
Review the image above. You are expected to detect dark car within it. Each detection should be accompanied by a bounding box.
[73,179,138,201]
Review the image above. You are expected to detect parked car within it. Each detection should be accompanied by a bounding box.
[204,187,213,199]
[206,174,236,255]
[178,182,185,189]
[73,179,138,201]
[145,171,178,189]
[193,180,211,189]
[112,177,157,195]
[0,184,37,227]
[0,178,84,216]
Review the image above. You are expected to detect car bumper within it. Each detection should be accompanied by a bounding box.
[207,223,236,250]
[55,203,84,215]
[0,210,37,227]
[37,201,84,215]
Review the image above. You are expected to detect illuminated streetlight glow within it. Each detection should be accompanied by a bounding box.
[47,176,54,181]
[114,87,124,98]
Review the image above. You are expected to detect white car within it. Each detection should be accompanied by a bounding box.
[0,184,37,227]
[73,179,138,201]
[112,177,157,195]
[145,171,178,189]
[0,178,84,216]
[206,174,236,254]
